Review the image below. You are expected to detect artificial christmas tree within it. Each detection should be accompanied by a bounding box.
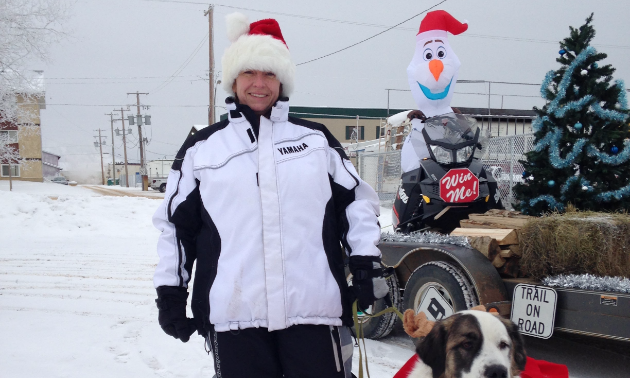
[515,14,630,216]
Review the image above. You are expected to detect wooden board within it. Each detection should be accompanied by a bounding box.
[483,209,532,219]
[508,244,522,257]
[499,248,513,258]
[464,215,530,229]
[451,228,519,246]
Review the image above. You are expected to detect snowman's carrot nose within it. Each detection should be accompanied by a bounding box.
[429,59,444,81]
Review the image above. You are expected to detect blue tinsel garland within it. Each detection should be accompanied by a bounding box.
[616,79,628,110]
[533,128,588,169]
[560,176,592,199]
[548,47,596,114]
[540,70,555,98]
[596,182,630,202]
[587,139,630,166]
[529,195,565,211]
[532,116,549,132]
[554,95,593,118]
[590,103,628,122]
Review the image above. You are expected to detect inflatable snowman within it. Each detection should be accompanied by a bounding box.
[400,10,468,173]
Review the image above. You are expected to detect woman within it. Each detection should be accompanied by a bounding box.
[153,13,387,378]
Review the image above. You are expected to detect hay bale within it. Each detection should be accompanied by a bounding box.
[520,211,630,279]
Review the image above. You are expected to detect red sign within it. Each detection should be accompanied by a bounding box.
[439,168,479,203]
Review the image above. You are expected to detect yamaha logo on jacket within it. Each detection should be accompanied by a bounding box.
[278,143,308,155]
[153,98,381,333]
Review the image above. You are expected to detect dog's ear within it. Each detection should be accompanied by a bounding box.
[502,319,527,373]
[416,319,449,378]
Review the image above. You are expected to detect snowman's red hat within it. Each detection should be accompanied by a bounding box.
[417,10,468,37]
[222,13,295,97]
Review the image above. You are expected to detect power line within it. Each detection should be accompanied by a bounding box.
[45,103,207,107]
[46,75,198,80]
[296,0,447,66]
[46,79,208,85]
[139,0,630,49]
[153,32,209,93]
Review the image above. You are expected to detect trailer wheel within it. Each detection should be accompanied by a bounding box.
[347,272,401,340]
[402,261,478,320]
[159,183,166,193]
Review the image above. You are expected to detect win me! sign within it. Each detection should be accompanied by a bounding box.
[510,284,558,339]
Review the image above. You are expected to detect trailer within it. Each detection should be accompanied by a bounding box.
[357,241,630,342]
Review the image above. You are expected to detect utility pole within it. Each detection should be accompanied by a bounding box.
[128,92,149,191]
[94,129,106,185]
[106,113,116,185]
[115,108,130,188]
[204,5,215,125]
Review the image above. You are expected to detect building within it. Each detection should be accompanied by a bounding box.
[0,71,46,182]
[220,107,398,144]
[458,107,535,137]
[147,159,174,178]
[107,162,142,186]
[42,151,63,178]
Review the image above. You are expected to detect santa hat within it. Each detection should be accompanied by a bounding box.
[221,13,295,97]
[417,10,468,37]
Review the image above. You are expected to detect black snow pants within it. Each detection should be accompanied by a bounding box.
[208,324,353,378]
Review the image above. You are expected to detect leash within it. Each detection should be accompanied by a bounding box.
[352,300,405,378]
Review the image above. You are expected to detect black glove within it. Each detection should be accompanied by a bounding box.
[155,286,197,342]
[349,256,390,311]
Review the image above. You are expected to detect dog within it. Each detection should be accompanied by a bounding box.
[408,310,527,378]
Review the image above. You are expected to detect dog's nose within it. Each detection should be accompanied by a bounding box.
[484,364,508,378]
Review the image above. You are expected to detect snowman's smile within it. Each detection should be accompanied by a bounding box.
[417,78,453,100]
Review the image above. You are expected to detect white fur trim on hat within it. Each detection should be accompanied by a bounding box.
[221,15,295,97]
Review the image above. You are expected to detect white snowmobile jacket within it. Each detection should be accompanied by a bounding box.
[153,98,381,333]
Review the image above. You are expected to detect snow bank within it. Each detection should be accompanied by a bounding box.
[0,180,96,196]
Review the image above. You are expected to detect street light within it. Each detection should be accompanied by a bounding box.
[211,71,222,125]
[214,78,222,124]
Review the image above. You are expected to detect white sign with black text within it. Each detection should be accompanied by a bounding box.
[510,284,557,339]
[418,286,454,321]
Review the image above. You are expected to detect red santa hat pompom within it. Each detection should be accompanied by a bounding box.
[222,13,295,97]
[417,10,468,37]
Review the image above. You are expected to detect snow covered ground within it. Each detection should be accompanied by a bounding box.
[0,181,412,377]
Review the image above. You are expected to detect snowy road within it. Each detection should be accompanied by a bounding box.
[0,182,413,377]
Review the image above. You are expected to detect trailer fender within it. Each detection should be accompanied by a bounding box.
[380,242,508,306]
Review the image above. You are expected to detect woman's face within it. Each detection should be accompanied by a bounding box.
[232,70,281,115]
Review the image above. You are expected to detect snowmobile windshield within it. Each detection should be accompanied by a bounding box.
[408,112,482,165]
[422,112,479,146]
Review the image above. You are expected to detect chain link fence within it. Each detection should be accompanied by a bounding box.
[357,150,402,204]
[357,134,535,209]
[480,134,535,209]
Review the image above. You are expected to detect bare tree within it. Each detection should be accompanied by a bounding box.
[0,0,69,189]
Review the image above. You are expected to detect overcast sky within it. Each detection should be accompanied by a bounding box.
[38,0,630,174]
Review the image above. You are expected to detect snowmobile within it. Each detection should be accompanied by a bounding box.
[392,112,502,233]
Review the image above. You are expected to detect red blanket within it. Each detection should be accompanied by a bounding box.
[393,355,568,378]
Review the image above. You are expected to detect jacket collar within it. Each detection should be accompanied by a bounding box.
[270,97,289,122]
[226,97,290,124]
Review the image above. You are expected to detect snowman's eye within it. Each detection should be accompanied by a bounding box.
[437,46,447,59]
[423,48,433,61]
